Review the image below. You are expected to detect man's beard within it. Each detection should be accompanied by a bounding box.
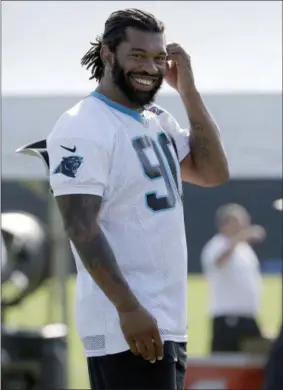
[112,58,163,109]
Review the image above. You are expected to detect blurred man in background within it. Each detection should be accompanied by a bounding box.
[201,203,266,353]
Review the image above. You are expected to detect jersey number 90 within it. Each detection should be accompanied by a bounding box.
[132,133,182,212]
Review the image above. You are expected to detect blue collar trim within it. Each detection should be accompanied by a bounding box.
[90,91,144,123]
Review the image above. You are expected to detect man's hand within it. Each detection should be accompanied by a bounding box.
[119,305,163,363]
[244,225,266,243]
[165,43,195,95]
[165,43,229,187]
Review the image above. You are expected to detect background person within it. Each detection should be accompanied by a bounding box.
[201,203,266,353]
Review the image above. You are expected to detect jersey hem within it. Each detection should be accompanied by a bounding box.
[52,185,104,197]
[84,334,188,358]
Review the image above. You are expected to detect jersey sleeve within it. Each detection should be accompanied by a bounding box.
[47,137,112,198]
[153,107,190,162]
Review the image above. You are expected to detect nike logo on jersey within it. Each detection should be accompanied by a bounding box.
[60,145,76,153]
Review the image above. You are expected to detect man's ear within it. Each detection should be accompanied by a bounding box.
[100,44,114,69]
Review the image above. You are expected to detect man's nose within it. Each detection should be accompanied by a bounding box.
[142,58,159,75]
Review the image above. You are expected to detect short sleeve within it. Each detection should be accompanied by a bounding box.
[201,235,232,273]
[157,109,190,163]
[47,137,112,198]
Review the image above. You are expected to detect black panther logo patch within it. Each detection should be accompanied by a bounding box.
[53,155,83,178]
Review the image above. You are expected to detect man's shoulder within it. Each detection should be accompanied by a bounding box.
[147,103,181,133]
[202,234,229,256]
[60,96,117,131]
[48,96,117,143]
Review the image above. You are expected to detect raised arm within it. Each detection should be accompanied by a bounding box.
[165,43,229,187]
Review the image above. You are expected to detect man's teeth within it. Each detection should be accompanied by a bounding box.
[134,78,154,86]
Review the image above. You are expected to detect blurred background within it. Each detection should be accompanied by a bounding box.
[1,1,282,389]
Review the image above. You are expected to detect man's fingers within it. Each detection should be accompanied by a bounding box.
[135,340,148,360]
[167,53,179,62]
[167,43,187,55]
[166,43,182,50]
[143,336,156,363]
[152,329,164,360]
[130,342,139,356]
[125,337,139,356]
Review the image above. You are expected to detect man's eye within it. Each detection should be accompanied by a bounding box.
[132,54,144,59]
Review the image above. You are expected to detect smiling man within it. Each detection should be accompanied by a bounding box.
[47,8,229,389]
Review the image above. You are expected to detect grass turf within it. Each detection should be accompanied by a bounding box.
[4,275,282,389]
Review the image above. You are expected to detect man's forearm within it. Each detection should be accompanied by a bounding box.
[215,233,244,267]
[181,88,229,184]
[56,194,139,313]
[70,225,139,312]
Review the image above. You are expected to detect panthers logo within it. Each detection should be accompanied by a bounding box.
[53,156,83,178]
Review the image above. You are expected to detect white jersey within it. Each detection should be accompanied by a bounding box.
[201,234,262,317]
[47,92,190,357]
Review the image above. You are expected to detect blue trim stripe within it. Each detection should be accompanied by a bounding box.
[91,91,144,123]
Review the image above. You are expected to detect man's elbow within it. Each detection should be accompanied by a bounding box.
[204,156,230,187]
[181,154,230,187]
[205,167,230,187]
[65,224,97,244]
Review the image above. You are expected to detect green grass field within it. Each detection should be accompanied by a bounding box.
[4,275,282,389]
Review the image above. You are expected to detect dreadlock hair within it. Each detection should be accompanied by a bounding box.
[81,9,165,81]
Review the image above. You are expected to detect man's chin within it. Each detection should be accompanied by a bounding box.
[132,97,155,109]
[115,81,159,108]
[131,88,160,106]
